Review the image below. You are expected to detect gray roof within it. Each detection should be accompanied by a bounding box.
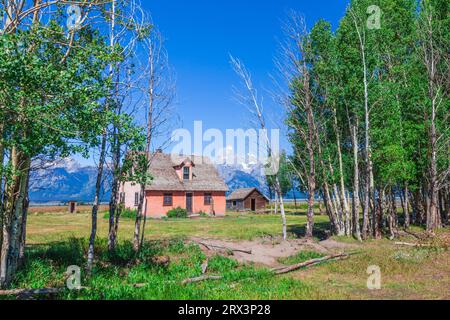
[145,153,229,192]
[226,188,269,201]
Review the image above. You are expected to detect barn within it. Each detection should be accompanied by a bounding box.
[226,188,270,212]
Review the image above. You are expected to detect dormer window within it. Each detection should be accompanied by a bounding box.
[183,167,190,180]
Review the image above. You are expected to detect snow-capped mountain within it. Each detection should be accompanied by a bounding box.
[29,158,111,203]
[217,163,269,196]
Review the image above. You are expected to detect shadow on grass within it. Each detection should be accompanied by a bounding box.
[288,221,331,240]
[25,238,86,267]
[285,211,328,218]
[286,211,308,216]
[23,237,188,270]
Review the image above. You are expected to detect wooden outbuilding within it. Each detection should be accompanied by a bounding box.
[68,200,77,214]
[226,188,269,212]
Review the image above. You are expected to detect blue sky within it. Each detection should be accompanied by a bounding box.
[79,1,350,165]
[144,0,349,146]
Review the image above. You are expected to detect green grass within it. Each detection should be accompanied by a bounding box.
[8,238,314,300]
[6,211,449,300]
[10,234,448,300]
[278,251,325,265]
[26,212,330,244]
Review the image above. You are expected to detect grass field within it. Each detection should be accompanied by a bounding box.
[26,210,330,244]
[5,208,450,300]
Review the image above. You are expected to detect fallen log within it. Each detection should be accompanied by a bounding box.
[394,242,432,248]
[201,259,209,274]
[0,286,88,297]
[0,288,62,297]
[196,241,252,255]
[401,229,433,241]
[271,254,349,275]
[181,275,223,285]
[180,254,351,285]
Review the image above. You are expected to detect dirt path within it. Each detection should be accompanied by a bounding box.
[190,237,359,268]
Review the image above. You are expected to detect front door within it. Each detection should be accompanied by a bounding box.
[186,193,193,214]
[251,199,256,211]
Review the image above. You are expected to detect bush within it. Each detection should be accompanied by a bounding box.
[103,208,137,220]
[198,211,209,217]
[121,209,138,219]
[167,207,188,219]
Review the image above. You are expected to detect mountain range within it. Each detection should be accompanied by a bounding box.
[29,158,269,204]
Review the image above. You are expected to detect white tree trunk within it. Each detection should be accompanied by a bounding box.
[87,131,107,272]
[351,124,362,241]
[275,178,287,240]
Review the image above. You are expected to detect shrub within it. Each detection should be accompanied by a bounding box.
[208,255,239,273]
[103,208,137,220]
[167,207,188,219]
[121,209,138,219]
[198,211,209,217]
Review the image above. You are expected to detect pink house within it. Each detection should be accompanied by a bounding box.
[120,153,228,218]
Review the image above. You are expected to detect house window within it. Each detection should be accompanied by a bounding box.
[183,167,190,180]
[204,193,212,205]
[233,201,237,207]
[163,193,173,206]
[134,192,139,207]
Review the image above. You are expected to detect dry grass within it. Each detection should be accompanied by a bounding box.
[29,205,109,214]
[289,236,450,300]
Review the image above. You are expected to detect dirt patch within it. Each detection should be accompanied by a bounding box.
[319,239,359,250]
[189,237,358,268]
